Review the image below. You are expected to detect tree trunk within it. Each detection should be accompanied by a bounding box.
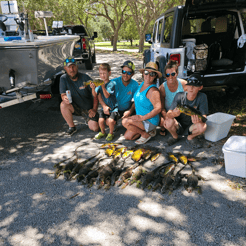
[130,39,133,46]
[112,30,119,51]
[111,36,114,46]
[138,33,145,53]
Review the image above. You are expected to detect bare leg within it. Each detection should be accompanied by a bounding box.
[106,118,116,135]
[187,123,207,140]
[98,118,106,134]
[60,101,75,127]
[88,120,99,132]
[164,118,179,139]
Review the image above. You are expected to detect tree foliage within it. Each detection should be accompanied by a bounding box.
[86,0,130,51]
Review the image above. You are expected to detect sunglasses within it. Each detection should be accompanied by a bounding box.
[122,70,133,75]
[187,78,202,85]
[166,72,176,77]
[64,58,76,66]
[144,70,157,77]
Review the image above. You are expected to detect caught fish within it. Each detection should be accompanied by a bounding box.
[105,146,116,157]
[177,104,207,122]
[132,148,145,162]
[163,163,176,176]
[178,154,188,165]
[122,150,134,159]
[84,79,104,87]
[151,152,161,162]
[113,147,127,159]
[100,143,120,149]
[168,152,179,163]
[142,149,153,160]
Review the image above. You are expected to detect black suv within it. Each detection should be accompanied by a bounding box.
[144,0,246,89]
[62,25,97,70]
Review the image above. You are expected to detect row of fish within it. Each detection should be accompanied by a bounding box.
[53,144,207,194]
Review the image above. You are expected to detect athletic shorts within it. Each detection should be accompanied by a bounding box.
[98,109,119,121]
[176,121,193,136]
[142,120,157,133]
[72,102,99,122]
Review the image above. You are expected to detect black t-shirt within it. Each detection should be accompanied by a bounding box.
[170,91,209,128]
[59,72,93,110]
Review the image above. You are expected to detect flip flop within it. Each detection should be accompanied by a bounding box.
[159,129,166,136]
[148,129,156,137]
[135,136,151,145]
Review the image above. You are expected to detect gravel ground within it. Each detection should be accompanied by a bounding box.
[0,52,245,246]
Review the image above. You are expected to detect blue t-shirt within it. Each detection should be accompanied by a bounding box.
[95,80,118,113]
[111,76,139,111]
[134,82,160,126]
[59,72,93,110]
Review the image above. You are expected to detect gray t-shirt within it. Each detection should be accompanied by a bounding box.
[59,72,93,110]
[170,91,209,128]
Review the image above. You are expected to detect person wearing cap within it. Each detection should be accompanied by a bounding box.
[122,62,162,144]
[99,60,139,120]
[159,59,187,136]
[164,74,208,148]
[60,56,99,135]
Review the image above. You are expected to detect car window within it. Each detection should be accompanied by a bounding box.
[163,14,173,44]
[157,19,164,43]
[241,13,246,33]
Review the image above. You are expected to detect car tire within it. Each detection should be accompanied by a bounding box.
[85,53,93,70]
[92,50,96,63]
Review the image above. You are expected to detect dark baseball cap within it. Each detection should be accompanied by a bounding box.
[187,74,203,86]
[121,60,135,72]
[64,56,77,67]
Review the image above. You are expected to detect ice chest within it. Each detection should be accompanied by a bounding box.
[204,112,236,142]
[222,136,246,178]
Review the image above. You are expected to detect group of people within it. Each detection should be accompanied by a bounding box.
[60,56,208,149]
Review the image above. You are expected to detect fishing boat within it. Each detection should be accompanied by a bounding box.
[0,1,79,108]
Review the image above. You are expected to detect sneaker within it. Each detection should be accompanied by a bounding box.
[95,132,106,140]
[167,136,179,146]
[67,127,77,136]
[106,133,114,141]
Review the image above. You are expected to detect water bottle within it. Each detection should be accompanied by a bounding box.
[66,90,72,103]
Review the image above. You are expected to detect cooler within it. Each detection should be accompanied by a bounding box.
[222,136,246,178]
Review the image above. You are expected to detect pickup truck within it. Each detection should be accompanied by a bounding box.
[62,25,97,70]
[144,0,246,90]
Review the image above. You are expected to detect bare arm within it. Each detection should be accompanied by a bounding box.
[159,83,167,118]
[61,93,70,104]
[98,93,111,115]
[122,102,135,119]
[101,84,110,99]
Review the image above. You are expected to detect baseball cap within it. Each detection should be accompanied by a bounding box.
[64,56,77,67]
[186,74,203,86]
[121,60,135,72]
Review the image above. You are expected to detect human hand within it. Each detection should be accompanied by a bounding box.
[103,106,111,115]
[88,109,96,118]
[63,96,71,104]
[191,115,201,124]
[121,110,131,119]
[173,108,181,117]
[130,115,143,122]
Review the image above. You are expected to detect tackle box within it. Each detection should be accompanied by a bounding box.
[204,112,236,142]
[222,136,246,178]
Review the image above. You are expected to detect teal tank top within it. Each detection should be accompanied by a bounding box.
[164,79,184,111]
[134,82,160,126]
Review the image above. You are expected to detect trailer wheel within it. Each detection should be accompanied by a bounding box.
[92,49,96,63]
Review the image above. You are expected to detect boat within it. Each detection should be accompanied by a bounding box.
[0,1,79,108]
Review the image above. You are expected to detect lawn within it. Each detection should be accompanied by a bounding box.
[95,40,151,50]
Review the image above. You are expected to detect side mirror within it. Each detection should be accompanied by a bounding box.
[93,31,98,39]
[145,33,152,44]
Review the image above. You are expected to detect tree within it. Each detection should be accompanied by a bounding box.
[86,0,130,51]
[126,0,184,52]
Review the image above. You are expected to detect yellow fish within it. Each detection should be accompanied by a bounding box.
[122,150,133,159]
[100,143,119,149]
[142,149,153,160]
[178,154,188,165]
[151,152,161,162]
[113,147,127,159]
[132,148,145,162]
[168,152,178,163]
[84,79,104,87]
[105,146,116,157]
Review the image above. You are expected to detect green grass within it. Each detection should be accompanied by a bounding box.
[95,41,151,49]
